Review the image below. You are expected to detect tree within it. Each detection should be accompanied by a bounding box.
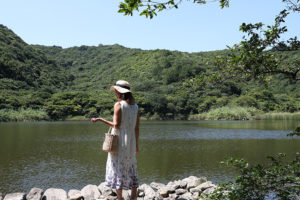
[118,0,229,18]
[119,0,300,81]
[225,9,300,81]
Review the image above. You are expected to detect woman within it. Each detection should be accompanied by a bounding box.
[91,80,140,200]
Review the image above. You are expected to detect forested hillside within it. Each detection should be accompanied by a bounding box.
[1,24,299,121]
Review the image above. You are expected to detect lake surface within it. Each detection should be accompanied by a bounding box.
[0,120,299,194]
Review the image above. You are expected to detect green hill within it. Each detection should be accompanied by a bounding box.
[0,24,299,121]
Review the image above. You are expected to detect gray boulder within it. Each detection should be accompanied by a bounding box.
[167,180,181,190]
[105,196,117,200]
[190,181,217,194]
[182,176,198,183]
[149,182,165,191]
[42,188,67,200]
[179,181,187,189]
[122,190,130,200]
[4,193,25,200]
[175,189,187,195]
[202,187,215,195]
[27,188,43,200]
[178,192,192,200]
[158,187,168,198]
[186,177,207,191]
[191,192,199,200]
[98,183,113,197]
[137,189,145,197]
[194,181,216,193]
[139,184,156,200]
[67,190,83,200]
[158,185,176,198]
[81,185,101,200]
[168,193,179,199]
[0,193,3,200]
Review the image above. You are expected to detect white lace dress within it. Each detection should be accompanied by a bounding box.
[105,100,139,190]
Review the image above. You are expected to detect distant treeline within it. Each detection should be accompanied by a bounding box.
[0,24,299,121]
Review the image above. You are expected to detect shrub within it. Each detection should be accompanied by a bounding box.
[0,108,49,121]
[206,153,300,200]
[205,106,258,120]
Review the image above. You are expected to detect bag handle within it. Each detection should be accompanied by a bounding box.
[107,127,112,134]
[107,125,117,135]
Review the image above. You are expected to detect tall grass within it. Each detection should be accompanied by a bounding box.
[189,106,260,121]
[260,112,300,120]
[0,108,49,122]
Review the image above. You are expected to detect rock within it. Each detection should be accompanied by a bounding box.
[165,185,176,193]
[182,176,198,183]
[122,190,130,200]
[175,189,187,195]
[189,187,200,194]
[158,185,177,198]
[0,193,3,200]
[137,189,145,197]
[105,196,117,200]
[42,188,67,200]
[190,181,216,194]
[150,182,165,191]
[158,188,168,198]
[197,181,216,192]
[168,193,178,199]
[139,184,157,199]
[68,190,83,200]
[167,180,181,190]
[178,192,192,200]
[202,187,215,195]
[186,177,207,190]
[179,181,187,189]
[191,192,199,200]
[27,188,43,200]
[4,193,26,200]
[81,185,101,200]
[98,183,113,197]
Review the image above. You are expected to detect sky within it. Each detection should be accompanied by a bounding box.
[0,0,299,52]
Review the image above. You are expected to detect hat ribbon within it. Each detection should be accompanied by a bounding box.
[116,84,130,90]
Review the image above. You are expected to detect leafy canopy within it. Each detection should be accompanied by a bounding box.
[118,0,229,18]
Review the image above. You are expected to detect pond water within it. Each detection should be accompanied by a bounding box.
[0,120,299,194]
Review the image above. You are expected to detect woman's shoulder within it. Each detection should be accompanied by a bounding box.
[114,101,121,108]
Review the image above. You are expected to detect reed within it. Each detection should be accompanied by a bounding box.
[189,106,261,121]
[260,112,300,120]
[0,108,49,122]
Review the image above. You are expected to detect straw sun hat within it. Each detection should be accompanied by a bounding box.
[111,80,131,94]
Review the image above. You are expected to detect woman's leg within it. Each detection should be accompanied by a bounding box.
[116,189,122,200]
[130,187,137,200]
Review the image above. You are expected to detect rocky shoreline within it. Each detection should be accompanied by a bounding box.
[0,176,217,200]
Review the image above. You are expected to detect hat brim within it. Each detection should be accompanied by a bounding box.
[111,86,131,93]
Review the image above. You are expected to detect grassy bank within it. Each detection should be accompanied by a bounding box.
[0,108,49,122]
[1,108,299,122]
[189,106,261,121]
[189,106,300,121]
[259,112,300,120]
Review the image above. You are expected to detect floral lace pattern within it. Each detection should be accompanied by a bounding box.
[105,101,139,190]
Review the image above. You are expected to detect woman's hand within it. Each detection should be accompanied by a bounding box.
[91,118,98,123]
[136,144,139,153]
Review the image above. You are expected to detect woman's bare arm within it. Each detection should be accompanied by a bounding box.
[113,102,122,129]
[90,102,122,128]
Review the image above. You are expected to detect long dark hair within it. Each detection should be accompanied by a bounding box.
[120,92,135,104]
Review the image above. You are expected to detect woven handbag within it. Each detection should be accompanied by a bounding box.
[102,127,118,154]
